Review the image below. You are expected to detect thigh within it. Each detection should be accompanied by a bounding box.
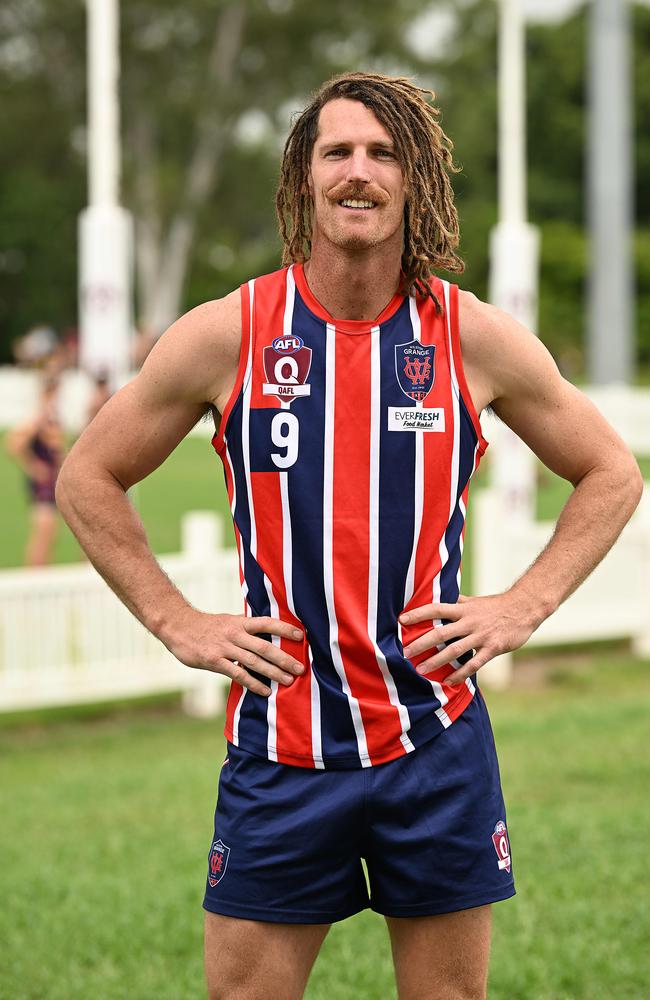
[385,905,492,1000]
[203,743,370,924]
[366,691,515,917]
[205,911,330,1000]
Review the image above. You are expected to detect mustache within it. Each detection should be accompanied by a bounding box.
[327,182,389,205]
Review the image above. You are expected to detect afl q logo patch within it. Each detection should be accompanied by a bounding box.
[263,338,312,406]
[395,340,435,402]
[492,821,511,874]
[208,839,230,888]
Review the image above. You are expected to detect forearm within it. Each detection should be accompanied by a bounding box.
[55,464,191,643]
[508,458,643,626]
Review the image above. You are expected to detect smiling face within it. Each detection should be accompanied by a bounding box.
[308,98,407,255]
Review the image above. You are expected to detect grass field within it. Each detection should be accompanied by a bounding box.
[1,652,649,999]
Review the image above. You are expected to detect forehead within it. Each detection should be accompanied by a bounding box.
[315,97,393,145]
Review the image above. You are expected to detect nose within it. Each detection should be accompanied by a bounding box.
[345,148,372,184]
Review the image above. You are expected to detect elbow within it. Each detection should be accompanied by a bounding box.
[55,454,81,521]
[54,460,72,519]
[616,451,644,516]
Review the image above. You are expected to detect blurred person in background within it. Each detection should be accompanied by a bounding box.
[6,376,65,566]
[11,323,58,367]
[56,72,642,1000]
[86,372,112,425]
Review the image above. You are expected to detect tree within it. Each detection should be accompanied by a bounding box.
[2,0,649,369]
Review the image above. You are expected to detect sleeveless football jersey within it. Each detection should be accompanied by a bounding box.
[212,263,488,770]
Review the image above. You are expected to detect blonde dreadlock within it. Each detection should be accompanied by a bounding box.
[276,72,464,305]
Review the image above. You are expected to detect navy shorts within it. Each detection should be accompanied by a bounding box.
[203,690,515,923]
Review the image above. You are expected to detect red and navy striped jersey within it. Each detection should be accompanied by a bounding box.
[212,263,488,769]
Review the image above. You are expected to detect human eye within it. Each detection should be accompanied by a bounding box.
[324,148,347,158]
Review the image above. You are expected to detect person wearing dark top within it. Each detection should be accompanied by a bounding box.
[7,377,65,566]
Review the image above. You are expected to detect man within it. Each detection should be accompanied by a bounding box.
[56,73,642,1000]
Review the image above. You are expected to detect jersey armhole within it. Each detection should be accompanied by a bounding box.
[212,281,253,455]
[447,282,489,454]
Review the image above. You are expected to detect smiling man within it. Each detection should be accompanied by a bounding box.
[56,73,642,1000]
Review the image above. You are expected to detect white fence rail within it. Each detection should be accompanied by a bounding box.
[1,492,648,711]
[475,485,650,686]
[0,513,240,715]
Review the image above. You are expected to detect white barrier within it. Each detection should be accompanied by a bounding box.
[474,485,650,687]
[0,513,241,715]
[1,491,648,710]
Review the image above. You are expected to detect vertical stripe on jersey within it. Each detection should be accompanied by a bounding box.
[222,444,248,743]
[374,299,449,738]
[369,323,414,754]
[224,280,255,746]
[441,279,480,696]
[322,321,370,764]
[273,266,323,768]
[282,294,358,767]
[412,291,453,728]
[229,279,281,753]
[402,295,425,612]
[309,646,323,767]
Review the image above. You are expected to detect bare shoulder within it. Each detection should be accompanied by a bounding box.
[140,288,242,409]
[458,288,561,412]
[458,289,637,484]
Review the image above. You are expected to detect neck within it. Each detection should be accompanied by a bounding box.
[303,233,403,321]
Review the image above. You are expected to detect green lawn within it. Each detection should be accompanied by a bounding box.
[1,653,649,999]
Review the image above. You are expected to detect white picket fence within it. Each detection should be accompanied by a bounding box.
[474,483,650,687]
[2,369,649,709]
[0,513,240,715]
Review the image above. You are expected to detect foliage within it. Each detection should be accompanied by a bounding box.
[1,1,650,369]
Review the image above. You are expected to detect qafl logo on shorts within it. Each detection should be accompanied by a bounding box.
[395,341,436,402]
[263,335,312,405]
[491,821,511,874]
[207,838,230,888]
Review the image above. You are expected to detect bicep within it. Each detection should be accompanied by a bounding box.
[68,377,207,491]
[62,297,237,489]
[481,307,629,486]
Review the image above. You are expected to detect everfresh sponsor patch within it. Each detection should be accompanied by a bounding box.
[388,407,446,432]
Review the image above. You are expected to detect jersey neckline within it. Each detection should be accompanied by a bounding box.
[293,262,405,335]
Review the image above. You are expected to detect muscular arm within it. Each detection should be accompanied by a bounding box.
[56,292,304,695]
[401,291,644,681]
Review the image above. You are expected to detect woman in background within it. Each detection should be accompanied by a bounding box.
[7,377,65,566]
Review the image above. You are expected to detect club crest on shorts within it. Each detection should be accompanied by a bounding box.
[492,821,511,874]
[208,839,230,888]
[395,341,435,401]
[263,335,312,405]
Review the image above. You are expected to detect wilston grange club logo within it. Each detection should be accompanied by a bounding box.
[263,335,312,405]
[395,340,436,402]
[208,839,230,888]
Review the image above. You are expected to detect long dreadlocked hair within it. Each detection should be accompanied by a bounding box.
[276,71,464,305]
